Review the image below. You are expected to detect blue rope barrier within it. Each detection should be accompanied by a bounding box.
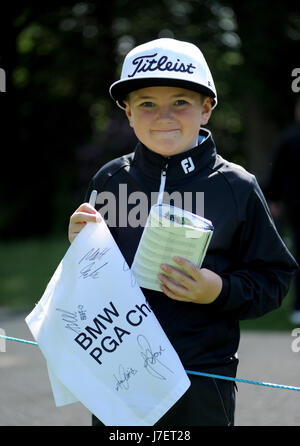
[185,370,300,392]
[1,334,300,392]
[0,334,38,347]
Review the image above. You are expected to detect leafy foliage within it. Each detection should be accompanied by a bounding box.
[0,1,299,238]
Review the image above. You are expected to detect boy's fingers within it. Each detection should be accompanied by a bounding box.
[69,231,81,243]
[172,256,201,281]
[160,264,194,288]
[70,211,100,224]
[70,202,102,223]
[72,202,97,215]
[68,202,102,243]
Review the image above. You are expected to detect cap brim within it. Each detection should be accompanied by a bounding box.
[110,77,217,110]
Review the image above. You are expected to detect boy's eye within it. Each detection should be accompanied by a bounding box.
[174,99,188,106]
[140,101,155,108]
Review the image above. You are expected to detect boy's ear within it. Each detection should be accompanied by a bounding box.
[123,100,134,128]
[200,97,213,125]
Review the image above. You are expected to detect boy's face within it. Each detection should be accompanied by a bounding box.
[123,86,212,157]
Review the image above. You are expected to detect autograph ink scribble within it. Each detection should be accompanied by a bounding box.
[56,308,82,334]
[79,247,111,263]
[137,334,174,380]
[78,247,110,279]
[114,364,138,391]
[79,262,108,279]
[122,260,137,288]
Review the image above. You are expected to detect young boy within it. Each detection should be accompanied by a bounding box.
[68,38,298,426]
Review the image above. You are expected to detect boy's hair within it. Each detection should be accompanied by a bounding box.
[109,38,217,111]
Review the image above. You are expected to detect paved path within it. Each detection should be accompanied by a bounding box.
[0,310,299,426]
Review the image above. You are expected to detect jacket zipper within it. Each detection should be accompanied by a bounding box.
[157,162,168,204]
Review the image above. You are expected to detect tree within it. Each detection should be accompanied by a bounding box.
[1,1,299,238]
[227,0,300,181]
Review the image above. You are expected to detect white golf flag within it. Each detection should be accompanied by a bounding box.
[25,220,190,426]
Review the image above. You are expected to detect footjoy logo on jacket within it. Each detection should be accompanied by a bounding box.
[128,53,197,78]
[181,157,195,174]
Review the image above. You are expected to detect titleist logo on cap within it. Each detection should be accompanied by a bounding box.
[127,53,197,78]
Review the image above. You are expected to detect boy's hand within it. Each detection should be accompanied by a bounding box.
[68,203,101,243]
[158,256,222,304]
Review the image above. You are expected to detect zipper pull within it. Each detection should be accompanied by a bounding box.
[157,163,168,205]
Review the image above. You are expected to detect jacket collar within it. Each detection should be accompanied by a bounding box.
[132,128,217,184]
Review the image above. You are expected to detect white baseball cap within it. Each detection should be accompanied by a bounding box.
[109,38,217,110]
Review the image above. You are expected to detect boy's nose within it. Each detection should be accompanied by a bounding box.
[156,105,174,121]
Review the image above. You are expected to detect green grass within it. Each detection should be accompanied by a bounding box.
[0,236,297,330]
[0,237,69,311]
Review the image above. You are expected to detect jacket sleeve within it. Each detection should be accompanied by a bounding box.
[211,176,299,320]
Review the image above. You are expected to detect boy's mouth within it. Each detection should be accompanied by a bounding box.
[152,129,180,133]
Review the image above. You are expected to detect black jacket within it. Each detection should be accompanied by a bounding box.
[85,129,298,373]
